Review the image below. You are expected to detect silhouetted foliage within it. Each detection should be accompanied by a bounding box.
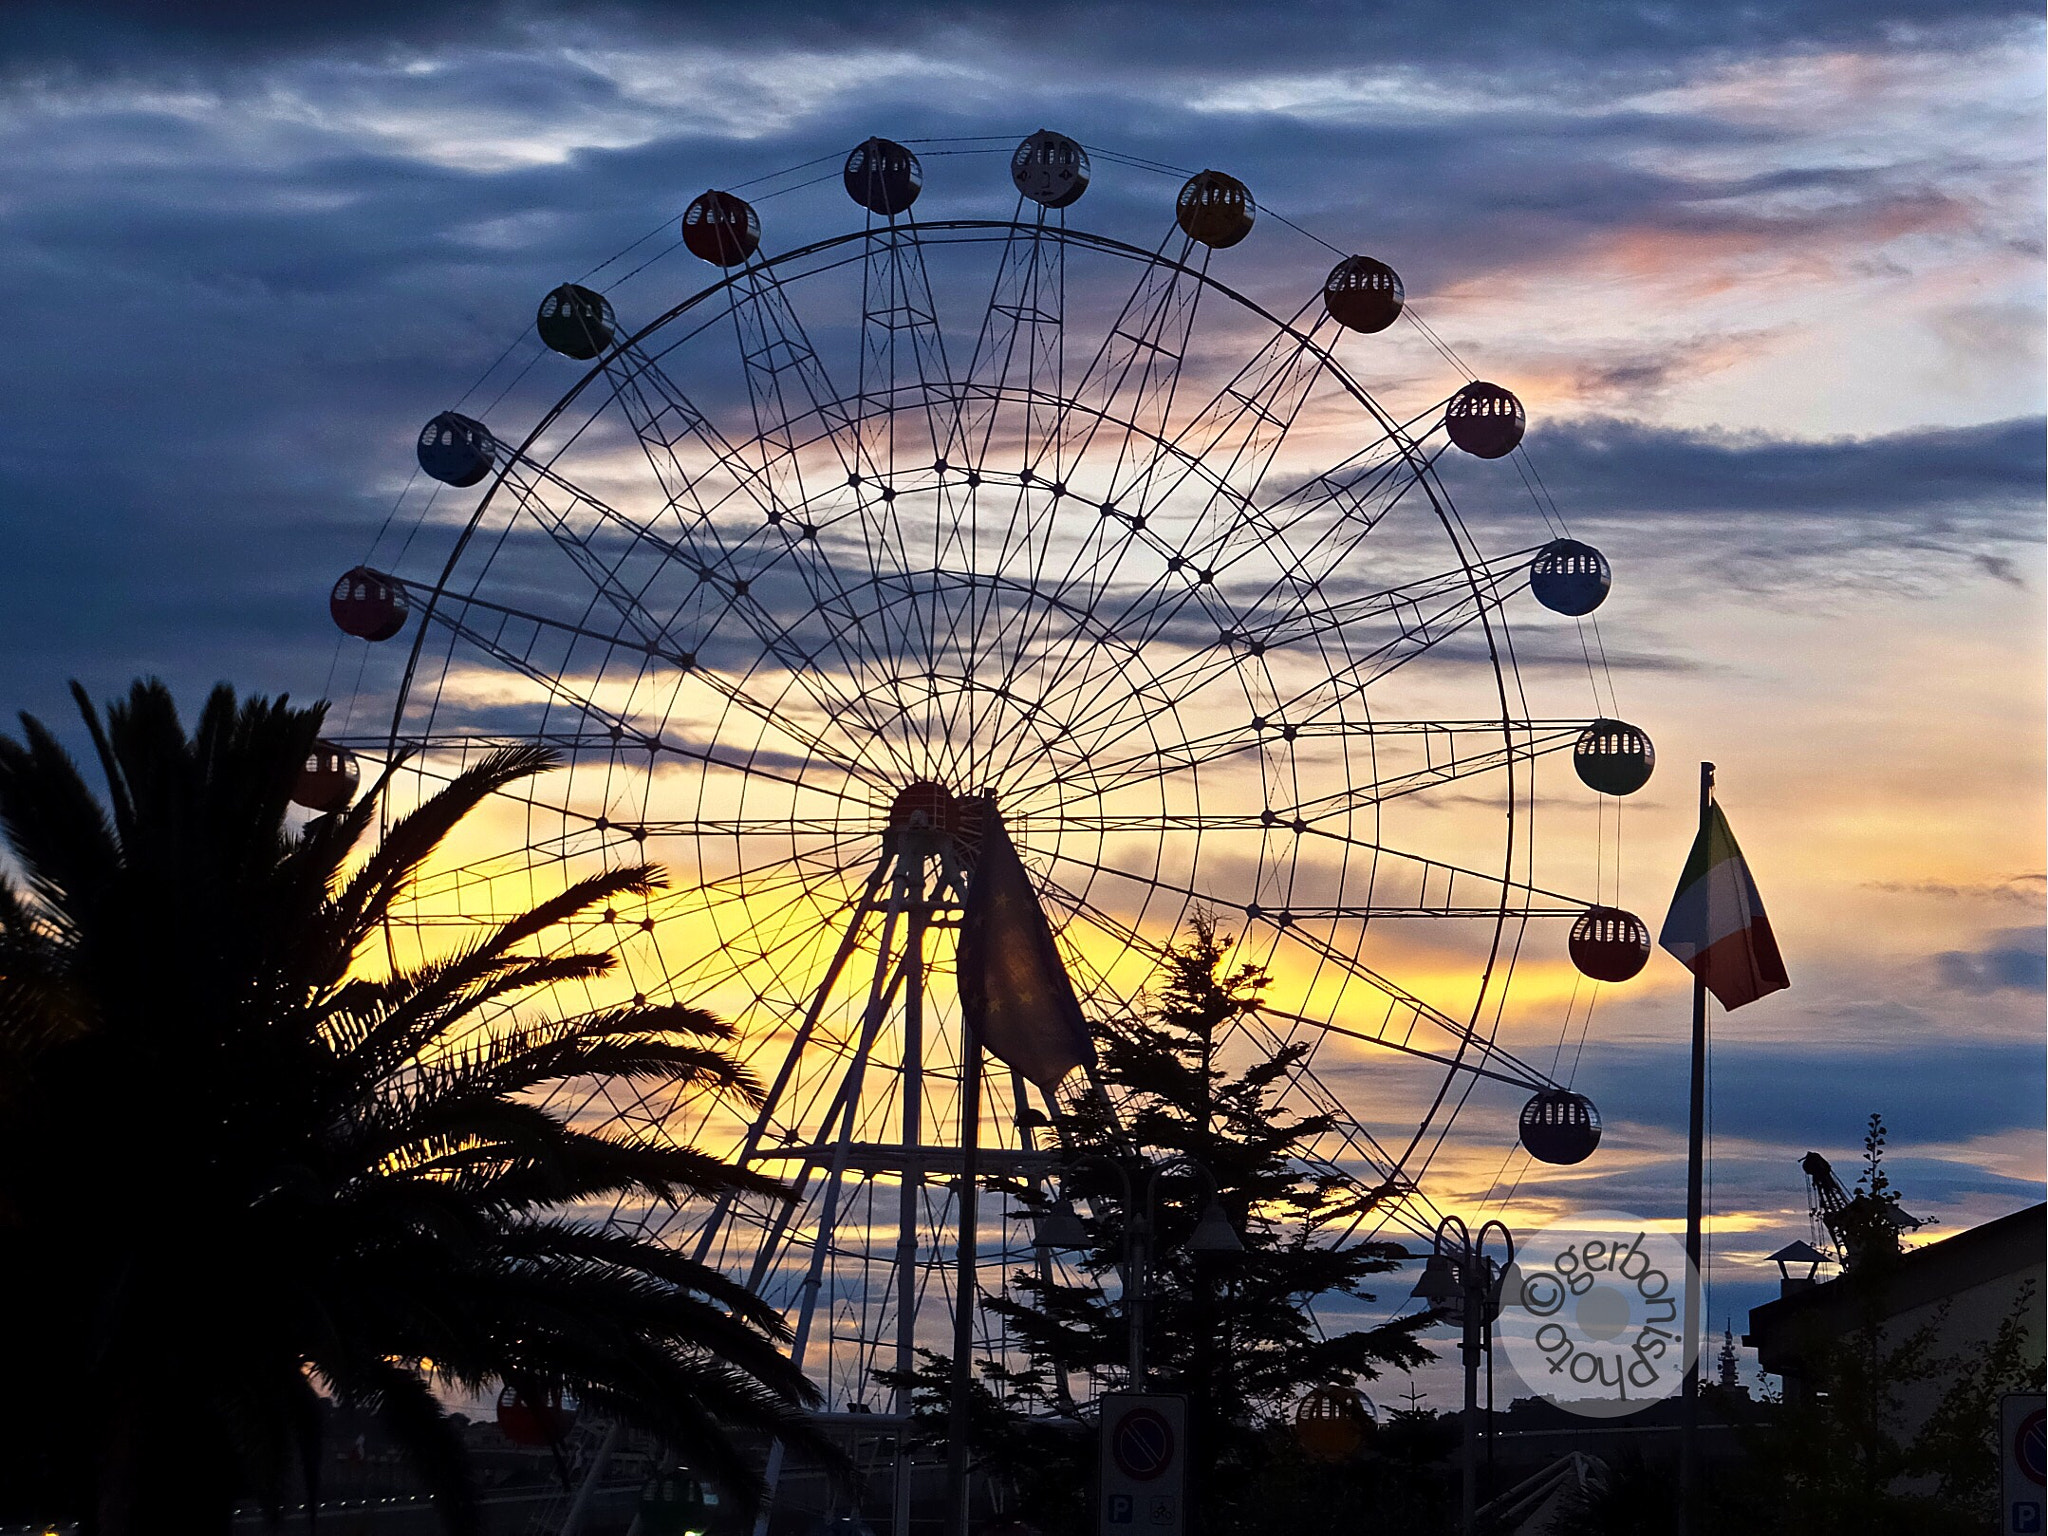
[882,915,1432,1536]
[1714,1117,2045,1535]
[0,680,820,1536]
[1831,1112,1921,1273]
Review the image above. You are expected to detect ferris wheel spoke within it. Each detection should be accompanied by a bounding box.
[1034,715,1583,820]
[1234,1011,1436,1220]
[1105,298,1328,535]
[603,343,790,531]
[1060,228,1209,478]
[649,859,880,1025]
[490,453,696,657]
[992,412,1422,756]
[599,344,941,725]
[1040,574,1529,798]
[1006,287,1345,702]
[857,222,954,481]
[1034,865,1551,1093]
[406,581,892,793]
[487,443,831,688]
[1081,415,1452,678]
[1030,834,1569,933]
[970,244,1222,708]
[898,252,1109,792]
[388,786,871,928]
[857,222,967,764]
[405,629,879,816]
[479,429,946,763]
[912,388,1263,745]
[341,728,877,832]
[1018,550,1527,775]
[727,263,930,641]
[1286,718,1586,815]
[1240,398,1447,563]
[1229,1009,1447,1242]
[945,270,1212,742]
[1250,999,1553,1097]
[952,213,1065,473]
[1019,812,1586,916]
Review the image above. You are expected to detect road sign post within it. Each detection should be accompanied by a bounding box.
[2003,1394,2046,1536]
[1099,1394,1188,1536]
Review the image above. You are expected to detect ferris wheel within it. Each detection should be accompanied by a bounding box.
[316,131,1657,1418]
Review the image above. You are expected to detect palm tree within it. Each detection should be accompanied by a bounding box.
[0,680,819,1535]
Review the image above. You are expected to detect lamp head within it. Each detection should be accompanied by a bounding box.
[1410,1252,1463,1310]
[1189,1196,1245,1255]
[1033,1195,1090,1252]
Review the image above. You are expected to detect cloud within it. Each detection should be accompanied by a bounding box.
[1434,415,2047,596]
[1934,926,2048,993]
[1865,872,2046,904]
[1569,1035,2047,1147]
[1514,415,2045,520]
[3,1,2037,79]
[1974,552,2028,586]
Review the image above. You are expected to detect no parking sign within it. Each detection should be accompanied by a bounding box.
[2003,1394,2046,1536]
[1099,1395,1187,1536]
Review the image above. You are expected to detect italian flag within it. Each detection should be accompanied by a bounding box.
[1658,803,1790,1010]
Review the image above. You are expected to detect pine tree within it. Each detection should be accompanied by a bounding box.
[890,914,1432,1535]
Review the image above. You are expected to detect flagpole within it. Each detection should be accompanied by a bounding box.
[1679,760,1714,1535]
[947,1024,983,1536]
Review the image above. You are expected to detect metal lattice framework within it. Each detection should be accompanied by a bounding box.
[332,145,1636,1431]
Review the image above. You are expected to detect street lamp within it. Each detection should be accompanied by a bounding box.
[1409,1216,1514,1536]
[1031,1154,1241,1387]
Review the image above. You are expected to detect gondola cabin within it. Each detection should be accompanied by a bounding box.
[1011,129,1091,208]
[1295,1385,1373,1460]
[536,283,616,359]
[1520,1089,1602,1165]
[329,566,407,642]
[637,1470,718,1536]
[682,191,761,267]
[495,1385,578,1447]
[1569,905,1651,983]
[844,137,922,216]
[1444,381,1525,459]
[416,412,495,487]
[1322,255,1404,334]
[1573,718,1655,797]
[292,740,359,813]
[1530,538,1610,616]
[1175,170,1255,249]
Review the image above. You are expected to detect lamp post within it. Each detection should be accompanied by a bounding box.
[1410,1216,1513,1536]
[1032,1154,1243,1390]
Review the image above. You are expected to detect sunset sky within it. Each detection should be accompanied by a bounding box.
[0,0,2040,1404]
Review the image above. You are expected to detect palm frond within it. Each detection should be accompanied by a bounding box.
[396,1023,762,1117]
[0,682,808,1534]
[332,745,559,938]
[0,704,121,926]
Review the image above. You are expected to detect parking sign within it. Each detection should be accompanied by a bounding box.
[2004,1394,2046,1536]
[1099,1395,1187,1536]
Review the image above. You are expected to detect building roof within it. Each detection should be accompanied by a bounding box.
[1745,1201,2045,1372]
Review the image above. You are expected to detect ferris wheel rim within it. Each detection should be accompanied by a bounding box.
[382,216,1485,758]
[360,196,1606,1274]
